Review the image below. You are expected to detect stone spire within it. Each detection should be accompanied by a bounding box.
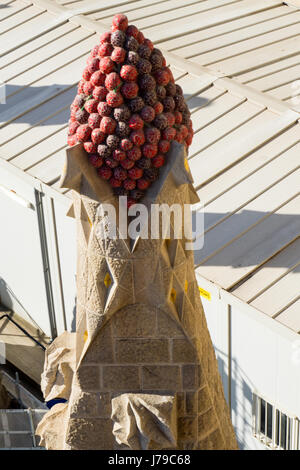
[36,142,237,450]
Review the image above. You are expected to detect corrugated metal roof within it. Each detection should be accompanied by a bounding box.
[70,0,300,111]
[0,0,299,334]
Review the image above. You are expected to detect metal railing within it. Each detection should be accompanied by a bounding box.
[0,409,47,449]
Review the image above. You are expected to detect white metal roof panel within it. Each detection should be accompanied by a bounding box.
[67,0,300,111]
[156,1,300,111]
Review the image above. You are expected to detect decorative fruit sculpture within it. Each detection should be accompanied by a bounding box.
[68,14,194,205]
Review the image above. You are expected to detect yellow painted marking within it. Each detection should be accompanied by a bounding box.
[170,288,177,303]
[184,158,190,173]
[198,286,211,301]
[184,280,188,293]
[83,330,88,342]
[104,272,112,288]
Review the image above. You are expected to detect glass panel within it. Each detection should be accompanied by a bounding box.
[287,418,292,450]
[253,394,297,450]
[267,403,273,439]
[276,410,280,447]
[260,399,266,435]
[252,394,257,434]
[281,413,287,449]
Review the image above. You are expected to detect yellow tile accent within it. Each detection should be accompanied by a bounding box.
[104,272,112,288]
[198,286,211,301]
[184,158,190,173]
[170,288,177,303]
[83,330,88,342]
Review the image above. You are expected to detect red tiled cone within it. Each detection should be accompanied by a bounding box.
[67,13,193,201]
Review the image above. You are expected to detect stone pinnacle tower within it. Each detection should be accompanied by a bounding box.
[36,12,237,450]
[36,142,237,450]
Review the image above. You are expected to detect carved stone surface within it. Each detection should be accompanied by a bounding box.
[40,331,76,403]
[111,393,177,450]
[36,142,238,450]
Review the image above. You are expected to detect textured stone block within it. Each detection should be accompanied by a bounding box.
[172,338,197,363]
[75,366,100,391]
[102,366,140,390]
[181,295,197,334]
[69,392,99,418]
[118,261,134,292]
[198,386,212,414]
[197,428,225,450]
[105,285,135,320]
[177,440,196,450]
[98,392,112,417]
[66,418,114,450]
[142,366,181,390]
[182,365,197,390]
[115,339,169,363]
[112,304,156,338]
[177,417,197,440]
[177,392,185,417]
[198,407,216,438]
[197,365,204,389]
[107,257,128,282]
[157,312,184,338]
[133,258,158,293]
[185,392,197,416]
[84,323,114,363]
[68,391,112,418]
